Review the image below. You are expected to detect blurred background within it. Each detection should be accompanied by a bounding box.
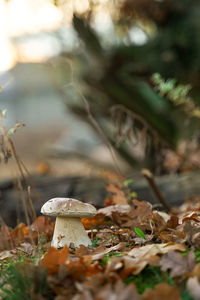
[1,0,200,225]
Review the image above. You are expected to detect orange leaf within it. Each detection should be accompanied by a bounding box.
[41,246,69,274]
[66,257,101,279]
[120,267,136,280]
[106,184,124,194]
[105,184,128,206]
[31,216,54,233]
[81,216,106,230]
[11,223,28,241]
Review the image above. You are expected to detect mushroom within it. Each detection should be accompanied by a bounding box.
[41,197,97,248]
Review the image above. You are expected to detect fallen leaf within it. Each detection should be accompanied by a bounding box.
[0,250,14,260]
[131,199,153,218]
[65,257,101,279]
[47,266,76,298]
[31,216,50,231]
[182,221,200,245]
[81,216,106,230]
[74,245,89,256]
[16,242,34,255]
[11,223,28,241]
[160,250,195,276]
[155,211,170,222]
[186,277,200,300]
[41,246,69,274]
[81,273,141,300]
[182,213,200,223]
[97,205,131,217]
[167,215,179,229]
[90,242,126,260]
[128,243,186,257]
[94,279,140,300]
[104,184,128,206]
[127,243,186,274]
[142,283,181,300]
[192,232,200,248]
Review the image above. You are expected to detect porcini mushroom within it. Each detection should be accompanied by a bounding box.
[41,197,97,248]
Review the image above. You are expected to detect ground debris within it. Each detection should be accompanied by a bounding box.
[1,194,200,299]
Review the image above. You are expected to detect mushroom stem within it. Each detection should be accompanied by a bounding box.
[51,216,92,248]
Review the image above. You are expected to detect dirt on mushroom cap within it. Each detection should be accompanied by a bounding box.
[41,197,97,217]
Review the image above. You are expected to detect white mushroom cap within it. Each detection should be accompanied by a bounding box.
[41,197,97,218]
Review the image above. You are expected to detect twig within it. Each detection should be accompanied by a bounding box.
[111,104,170,150]
[52,57,125,179]
[27,186,37,221]
[76,86,125,178]
[8,138,37,223]
[19,158,41,206]
[142,168,170,212]
[16,177,30,226]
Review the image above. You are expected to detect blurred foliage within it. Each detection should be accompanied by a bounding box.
[55,0,200,172]
[152,73,200,118]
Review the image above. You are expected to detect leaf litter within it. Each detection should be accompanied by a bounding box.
[1,186,200,299]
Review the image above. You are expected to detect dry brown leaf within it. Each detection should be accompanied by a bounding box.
[89,242,126,260]
[182,213,200,223]
[159,229,185,243]
[47,268,76,299]
[41,246,69,274]
[160,250,195,277]
[159,231,173,242]
[65,257,101,279]
[167,215,179,229]
[72,289,93,300]
[127,243,186,274]
[81,273,140,300]
[11,223,28,241]
[142,283,181,300]
[119,255,160,279]
[128,243,186,257]
[104,257,124,274]
[0,250,14,260]
[104,184,128,206]
[98,205,131,217]
[95,228,122,246]
[182,221,200,245]
[74,245,89,256]
[94,279,140,300]
[155,211,170,222]
[186,277,200,300]
[31,216,53,232]
[151,211,167,232]
[98,200,156,231]
[130,199,153,220]
[16,242,34,255]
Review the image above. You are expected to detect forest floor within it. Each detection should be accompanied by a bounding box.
[0,181,200,300]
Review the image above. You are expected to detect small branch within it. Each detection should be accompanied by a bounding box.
[52,58,125,179]
[142,168,170,212]
[79,92,124,176]
[27,186,37,221]
[19,158,41,206]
